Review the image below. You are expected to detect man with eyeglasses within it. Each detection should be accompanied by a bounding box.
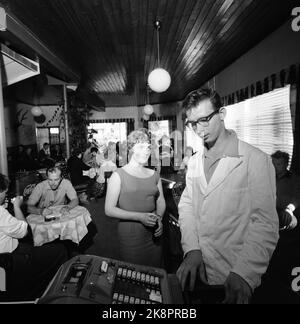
[176,88,279,304]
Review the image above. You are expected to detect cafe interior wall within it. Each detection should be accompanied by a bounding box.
[4,75,185,154]
[204,20,300,97]
[3,79,63,150]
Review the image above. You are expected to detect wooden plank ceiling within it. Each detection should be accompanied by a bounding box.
[0,0,296,107]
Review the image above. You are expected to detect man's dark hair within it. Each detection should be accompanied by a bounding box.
[43,143,49,147]
[182,88,223,113]
[0,174,9,193]
[271,150,289,165]
[46,166,62,177]
[90,147,98,154]
[72,148,82,157]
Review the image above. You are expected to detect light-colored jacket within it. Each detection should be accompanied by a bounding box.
[178,140,279,289]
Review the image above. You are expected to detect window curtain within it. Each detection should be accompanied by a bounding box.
[89,118,135,136]
[221,64,300,174]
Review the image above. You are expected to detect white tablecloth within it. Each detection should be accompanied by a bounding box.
[27,205,92,247]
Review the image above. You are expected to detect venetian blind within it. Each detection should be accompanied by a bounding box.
[224,85,294,165]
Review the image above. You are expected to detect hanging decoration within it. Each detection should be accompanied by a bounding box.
[34,114,46,124]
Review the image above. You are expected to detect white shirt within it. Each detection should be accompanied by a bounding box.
[178,138,279,289]
[0,206,28,253]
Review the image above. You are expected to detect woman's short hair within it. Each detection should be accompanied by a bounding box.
[0,174,9,193]
[127,128,150,151]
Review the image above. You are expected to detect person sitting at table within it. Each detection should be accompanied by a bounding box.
[15,145,26,171]
[67,148,91,186]
[105,128,166,268]
[51,144,64,163]
[27,166,79,217]
[82,142,93,164]
[0,173,68,301]
[83,144,99,167]
[38,143,55,168]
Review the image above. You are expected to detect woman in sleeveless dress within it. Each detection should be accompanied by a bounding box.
[105,129,166,267]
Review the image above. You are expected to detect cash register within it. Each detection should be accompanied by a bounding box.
[38,255,184,304]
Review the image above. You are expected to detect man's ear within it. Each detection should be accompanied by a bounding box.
[219,107,226,121]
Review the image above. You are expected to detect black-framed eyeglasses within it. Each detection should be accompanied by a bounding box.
[185,110,220,129]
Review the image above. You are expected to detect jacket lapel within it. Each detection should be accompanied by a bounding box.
[204,157,243,197]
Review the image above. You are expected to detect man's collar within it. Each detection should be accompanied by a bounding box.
[204,129,239,159]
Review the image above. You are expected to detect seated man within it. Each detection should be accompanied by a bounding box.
[84,146,99,168]
[38,143,55,168]
[0,174,68,301]
[67,148,91,186]
[27,166,79,217]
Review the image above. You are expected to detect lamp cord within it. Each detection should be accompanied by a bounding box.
[156,24,160,67]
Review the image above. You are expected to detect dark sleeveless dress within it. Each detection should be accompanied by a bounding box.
[115,168,162,267]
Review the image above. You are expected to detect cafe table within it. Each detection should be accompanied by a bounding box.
[27,205,92,247]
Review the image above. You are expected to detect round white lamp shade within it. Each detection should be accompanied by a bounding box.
[148,68,171,93]
[31,106,42,116]
[143,114,150,121]
[144,104,154,115]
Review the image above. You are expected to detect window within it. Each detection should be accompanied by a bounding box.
[49,127,59,135]
[88,122,127,146]
[148,120,170,142]
[224,85,294,166]
[36,127,61,149]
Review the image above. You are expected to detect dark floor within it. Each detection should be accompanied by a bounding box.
[80,197,121,260]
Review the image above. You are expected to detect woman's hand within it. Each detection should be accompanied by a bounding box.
[140,213,158,227]
[154,218,163,237]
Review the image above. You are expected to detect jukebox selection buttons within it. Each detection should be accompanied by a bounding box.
[132,271,137,280]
